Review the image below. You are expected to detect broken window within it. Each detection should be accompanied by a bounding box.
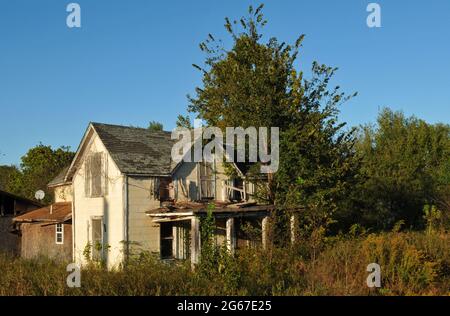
[91,218,104,261]
[159,177,173,202]
[160,222,173,259]
[199,162,215,199]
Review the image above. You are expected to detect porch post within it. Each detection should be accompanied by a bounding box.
[262,216,270,250]
[290,214,298,245]
[190,216,201,268]
[226,217,236,254]
[222,180,227,202]
[172,224,178,259]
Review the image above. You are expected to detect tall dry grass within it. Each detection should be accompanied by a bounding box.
[0,230,448,296]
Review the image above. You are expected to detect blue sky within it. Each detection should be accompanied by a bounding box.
[1,0,449,165]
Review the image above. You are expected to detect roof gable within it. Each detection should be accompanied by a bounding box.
[67,122,177,179]
[92,123,176,175]
[66,122,247,180]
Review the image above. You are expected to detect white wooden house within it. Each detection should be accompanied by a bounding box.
[58,123,274,269]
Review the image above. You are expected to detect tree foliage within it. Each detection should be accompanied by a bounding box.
[344,108,450,230]
[7,144,75,204]
[187,4,360,240]
[0,165,20,192]
[148,121,164,132]
[176,115,193,129]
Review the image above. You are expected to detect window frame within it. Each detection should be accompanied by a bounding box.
[91,217,104,261]
[55,223,64,245]
[85,152,108,198]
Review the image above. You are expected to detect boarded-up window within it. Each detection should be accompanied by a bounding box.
[91,218,103,261]
[199,162,215,199]
[85,153,107,198]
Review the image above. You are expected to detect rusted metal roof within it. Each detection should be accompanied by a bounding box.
[13,202,72,223]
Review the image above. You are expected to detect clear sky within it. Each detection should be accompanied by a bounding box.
[1,0,449,165]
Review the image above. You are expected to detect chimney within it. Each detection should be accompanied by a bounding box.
[50,205,53,214]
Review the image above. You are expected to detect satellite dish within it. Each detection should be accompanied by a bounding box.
[35,190,45,201]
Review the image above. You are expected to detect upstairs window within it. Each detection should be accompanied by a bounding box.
[199,162,215,199]
[159,177,173,202]
[85,152,108,198]
[56,223,64,244]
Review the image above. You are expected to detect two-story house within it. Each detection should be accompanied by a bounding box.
[57,122,274,269]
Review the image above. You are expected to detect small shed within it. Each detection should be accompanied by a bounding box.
[0,190,41,255]
[13,202,72,261]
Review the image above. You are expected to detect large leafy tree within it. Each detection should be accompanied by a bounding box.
[187,4,360,240]
[8,144,75,204]
[349,108,450,230]
[188,5,295,130]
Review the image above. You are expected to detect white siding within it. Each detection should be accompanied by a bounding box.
[127,176,160,255]
[173,161,233,202]
[73,133,125,269]
[54,184,72,203]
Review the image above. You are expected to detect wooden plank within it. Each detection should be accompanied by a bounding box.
[190,216,201,269]
[262,216,270,250]
[226,217,236,254]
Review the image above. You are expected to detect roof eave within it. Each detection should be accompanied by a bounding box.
[65,123,96,182]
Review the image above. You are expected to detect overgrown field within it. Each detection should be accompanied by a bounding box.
[0,230,448,296]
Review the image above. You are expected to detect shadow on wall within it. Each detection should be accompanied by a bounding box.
[177,162,200,202]
[102,197,109,266]
[0,217,19,255]
[189,181,198,201]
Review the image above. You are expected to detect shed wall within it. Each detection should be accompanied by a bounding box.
[20,222,72,261]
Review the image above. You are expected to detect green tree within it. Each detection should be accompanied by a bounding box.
[348,108,450,230]
[8,144,75,204]
[187,4,360,242]
[0,165,20,191]
[176,115,193,129]
[148,121,164,131]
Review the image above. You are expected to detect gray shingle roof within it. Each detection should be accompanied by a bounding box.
[91,123,176,175]
[48,166,70,187]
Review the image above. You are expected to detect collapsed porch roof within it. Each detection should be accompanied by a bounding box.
[146,201,275,222]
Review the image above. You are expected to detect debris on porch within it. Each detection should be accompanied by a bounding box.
[146,200,274,219]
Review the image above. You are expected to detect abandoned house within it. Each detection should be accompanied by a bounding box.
[0,190,42,255]
[45,122,280,269]
[12,168,73,261]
